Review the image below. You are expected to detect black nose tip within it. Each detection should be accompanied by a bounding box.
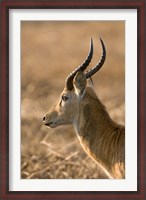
[43,116,46,122]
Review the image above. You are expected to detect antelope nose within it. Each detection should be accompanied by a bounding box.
[43,115,46,122]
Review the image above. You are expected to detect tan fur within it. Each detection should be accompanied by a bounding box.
[43,72,125,179]
[75,87,125,179]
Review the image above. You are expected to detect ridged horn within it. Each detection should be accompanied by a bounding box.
[85,37,106,79]
[66,38,93,90]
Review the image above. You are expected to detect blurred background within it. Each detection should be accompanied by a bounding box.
[21,21,125,179]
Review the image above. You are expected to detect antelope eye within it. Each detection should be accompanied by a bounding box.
[62,95,68,102]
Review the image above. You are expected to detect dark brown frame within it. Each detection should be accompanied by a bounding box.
[0,0,145,199]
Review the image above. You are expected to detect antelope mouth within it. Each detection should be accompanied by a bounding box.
[44,122,56,128]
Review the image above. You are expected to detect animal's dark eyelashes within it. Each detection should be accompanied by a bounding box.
[62,95,68,102]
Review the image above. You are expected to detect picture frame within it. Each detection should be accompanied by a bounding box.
[0,0,145,199]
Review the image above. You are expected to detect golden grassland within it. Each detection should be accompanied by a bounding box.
[21,21,125,179]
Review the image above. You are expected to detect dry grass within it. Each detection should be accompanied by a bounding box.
[21,21,125,179]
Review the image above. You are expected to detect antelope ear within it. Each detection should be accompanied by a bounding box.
[73,71,87,95]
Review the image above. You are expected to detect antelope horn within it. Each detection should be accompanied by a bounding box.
[66,38,93,90]
[85,37,106,79]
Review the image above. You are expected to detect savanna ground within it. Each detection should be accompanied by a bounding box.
[21,21,125,179]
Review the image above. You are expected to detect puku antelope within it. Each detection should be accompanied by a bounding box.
[43,38,125,179]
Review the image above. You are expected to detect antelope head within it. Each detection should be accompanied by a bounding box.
[43,38,106,128]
